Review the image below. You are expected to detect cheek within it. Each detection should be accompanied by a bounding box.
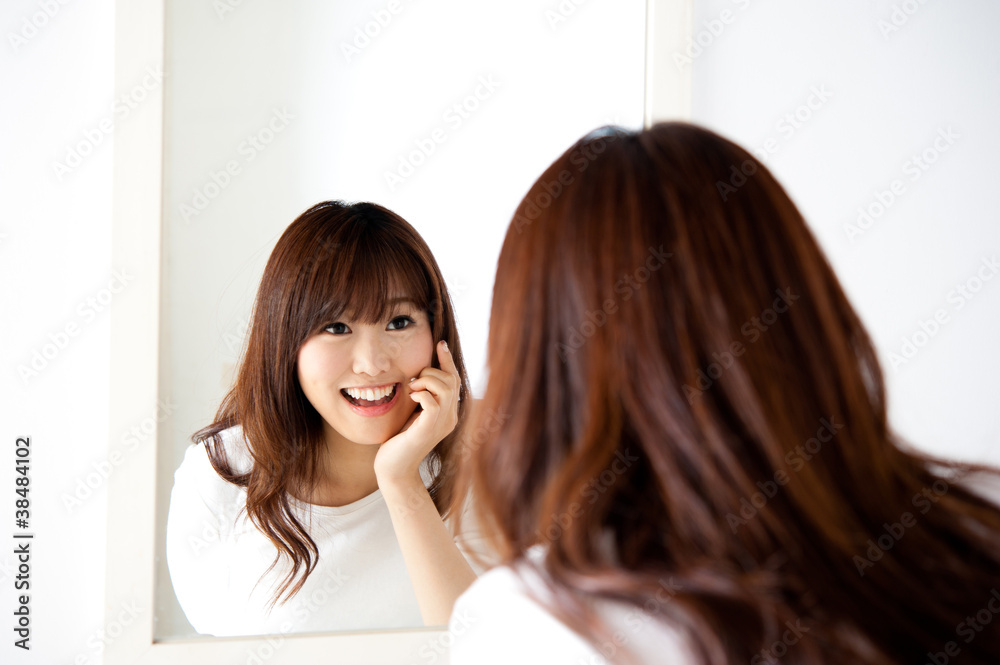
[400,331,434,373]
[297,339,344,386]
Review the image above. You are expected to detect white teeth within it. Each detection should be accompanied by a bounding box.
[344,384,394,401]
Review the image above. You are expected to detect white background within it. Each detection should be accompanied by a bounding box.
[689,0,1000,465]
[2,0,998,663]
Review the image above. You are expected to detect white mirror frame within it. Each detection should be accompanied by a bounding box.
[105,0,691,662]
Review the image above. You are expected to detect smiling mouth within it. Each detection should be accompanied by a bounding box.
[340,383,399,407]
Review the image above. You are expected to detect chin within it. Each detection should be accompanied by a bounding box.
[344,421,407,446]
[330,403,419,446]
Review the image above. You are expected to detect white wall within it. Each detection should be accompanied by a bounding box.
[689,0,1000,466]
[1,0,116,663]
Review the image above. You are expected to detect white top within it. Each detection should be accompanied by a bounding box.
[165,425,486,637]
[449,471,1000,664]
[449,546,695,665]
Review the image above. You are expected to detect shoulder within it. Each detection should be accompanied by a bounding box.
[450,563,590,664]
[172,425,253,503]
[449,550,694,665]
[187,424,253,473]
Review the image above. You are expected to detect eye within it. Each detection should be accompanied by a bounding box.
[386,315,415,331]
[323,322,350,335]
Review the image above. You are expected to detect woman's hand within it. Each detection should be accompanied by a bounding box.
[374,340,459,486]
[373,339,476,625]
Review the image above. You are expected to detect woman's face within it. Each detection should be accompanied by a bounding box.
[296,298,434,446]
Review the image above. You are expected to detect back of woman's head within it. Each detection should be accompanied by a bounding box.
[458,122,1000,664]
[197,200,469,604]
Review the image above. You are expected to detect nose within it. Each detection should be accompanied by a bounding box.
[351,331,391,376]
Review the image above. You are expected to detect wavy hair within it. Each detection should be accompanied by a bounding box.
[194,200,470,607]
[454,123,1000,664]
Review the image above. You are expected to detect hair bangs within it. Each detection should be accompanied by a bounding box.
[295,213,434,336]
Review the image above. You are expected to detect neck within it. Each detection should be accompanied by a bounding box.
[300,423,380,507]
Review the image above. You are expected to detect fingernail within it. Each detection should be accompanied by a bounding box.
[409,377,416,382]
[441,340,449,351]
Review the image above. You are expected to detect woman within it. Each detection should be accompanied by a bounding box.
[449,123,1000,664]
[166,200,478,636]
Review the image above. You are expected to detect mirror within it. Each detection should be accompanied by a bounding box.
[153,0,648,641]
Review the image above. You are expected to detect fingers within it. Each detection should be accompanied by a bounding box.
[408,388,438,411]
[409,373,450,398]
[408,377,458,433]
[436,339,459,376]
[409,340,460,398]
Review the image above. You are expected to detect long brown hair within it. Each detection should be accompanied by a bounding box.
[195,200,470,606]
[454,123,1000,663]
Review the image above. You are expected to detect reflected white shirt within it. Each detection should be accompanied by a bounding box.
[165,425,484,636]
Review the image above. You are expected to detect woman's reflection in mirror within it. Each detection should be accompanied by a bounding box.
[166,201,479,636]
